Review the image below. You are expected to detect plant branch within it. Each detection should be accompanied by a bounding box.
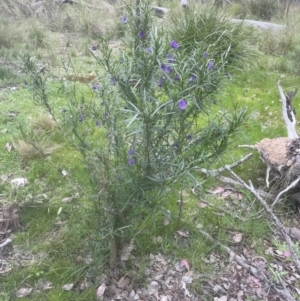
[225,167,300,273]
[198,153,253,176]
[272,176,300,207]
[277,80,298,139]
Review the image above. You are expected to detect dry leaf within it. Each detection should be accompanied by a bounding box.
[62,283,73,291]
[61,169,67,176]
[62,197,73,203]
[164,216,169,225]
[156,254,167,265]
[180,259,190,271]
[214,296,227,301]
[5,143,12,152]
[233,233,243,243]
[251,277,261,286]
[96,283,106,299]
[284,227,300,240]
[16,288,32,298]
[237,291,243,301]
[177,230,189,237]
[57,207,62,215]
[11,178,28,187]
[117,276,130,288]
[209,254,217,263]
[265,247,274,255]
[211,187,225,194]
[43,281,53,290]
[121,240,134,261]
[182,275,193,284]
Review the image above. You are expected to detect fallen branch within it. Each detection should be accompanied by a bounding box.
[272,176,300,207]
[198,228,296,301]
[225,167,300,273]
[277,81,298,139]
[199,153,273,200]
[0,238,12,248]
[199,153,252,176]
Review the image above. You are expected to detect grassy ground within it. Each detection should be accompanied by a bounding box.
[1,0,300,300]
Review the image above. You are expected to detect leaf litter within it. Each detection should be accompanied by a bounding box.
[2,183,300,300]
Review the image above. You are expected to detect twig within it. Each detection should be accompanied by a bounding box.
[238,144,256,149]
[0,238,12,248]
[178,187,183,222]
[198,228,296,301]
[198,153,253,176]
[272,176,300,207]
[199,153,273,200]
[225,167,300,273]
[277,81,298,139]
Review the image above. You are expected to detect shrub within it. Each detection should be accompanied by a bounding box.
[167,6,257,72]
[22,0,254,268]
[248,0,279,20]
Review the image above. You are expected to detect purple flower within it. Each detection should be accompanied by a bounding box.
[172,142,179,148]
[161,63,172,73]
[92,84,100,91]
[128,158,135,165]
[158,77,164,87]
[79,113,84,122]
[62,108,67,113]
[178,99,187,110]
[170,40,179,49]
[208,61,214,71]
[120,58,124,64]
[122,16,127,24]
[91,45,97,51]
[167,53,175,63]
[174,74,180,81]
[186,134,192,140]
[139,31,145,39]
[128,149,134,156]
[189,74,197,82]
[202,51,208,58]
[145,47,152,53]
[110,77,116,85]
[95,121,100,127]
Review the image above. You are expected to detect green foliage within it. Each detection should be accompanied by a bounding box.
[21,0,254,268]
[167,6,258,72]
[248,0,279,20]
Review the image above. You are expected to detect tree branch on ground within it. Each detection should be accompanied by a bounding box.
[198,228,296,301]
[225,166,300,273]
[199,153,273,200]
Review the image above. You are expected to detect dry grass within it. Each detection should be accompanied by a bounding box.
[13,139,60,161]
[31,114,58,133]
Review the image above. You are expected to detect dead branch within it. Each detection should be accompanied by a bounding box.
[198,228,296,301]
[199,153,273,200]
[199,153,253,176]
[0,238,12,248]
[225,167,300,273]
[277,81,298,139]
[272,176,300,207]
